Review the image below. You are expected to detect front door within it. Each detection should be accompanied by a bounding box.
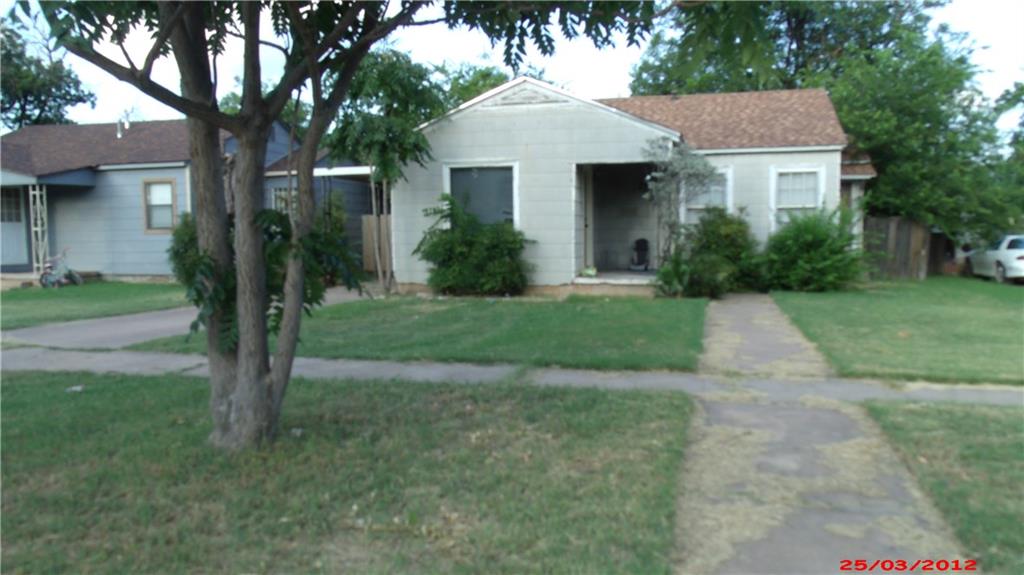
[1,188,30,268]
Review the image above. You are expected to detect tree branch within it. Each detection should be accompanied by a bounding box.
[142,2,187,78]
[225,29,291,60]
[63,41,237,130]
[265,2,363,117]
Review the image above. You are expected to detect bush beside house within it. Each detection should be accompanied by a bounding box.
[656,207,862,297]
[415,195,531,296]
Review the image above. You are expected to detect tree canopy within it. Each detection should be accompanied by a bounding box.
[1,16,95,129]
[630,1,1019,238]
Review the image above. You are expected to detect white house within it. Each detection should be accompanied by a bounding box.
[390,78,872,295]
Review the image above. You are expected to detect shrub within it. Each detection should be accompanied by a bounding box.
[683,253,734,299]
[167,207,359,349]
[654,207,759,298]
[414,195,530,295]
[655,249,689,297]
[763,208,862,291]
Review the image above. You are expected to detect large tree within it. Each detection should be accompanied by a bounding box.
[435,61,547,109]
[37,1,662,450]
[1,15,95,128]
[630,1,1014,239]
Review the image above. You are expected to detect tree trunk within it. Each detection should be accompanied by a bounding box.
[212,129,274,449]
[369,170,386,289]
[163,2,239,445]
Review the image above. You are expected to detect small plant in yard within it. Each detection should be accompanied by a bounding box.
[414,195,531,295]
[655,208,759,298]
[763,208,862,292]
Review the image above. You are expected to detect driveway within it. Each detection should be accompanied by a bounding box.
[1,285,365,349]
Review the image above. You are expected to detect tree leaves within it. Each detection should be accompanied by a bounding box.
[0,16,95,129]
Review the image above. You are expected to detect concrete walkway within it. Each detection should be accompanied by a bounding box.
[2,347,1020,406]
[676,292,979,573]
[700,293,832,378]
[673,396,966,574]
[0,286,365,349]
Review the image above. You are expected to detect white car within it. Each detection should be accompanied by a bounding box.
[966,234,1024,283]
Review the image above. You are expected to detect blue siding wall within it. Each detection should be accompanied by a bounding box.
[48,166,188,275]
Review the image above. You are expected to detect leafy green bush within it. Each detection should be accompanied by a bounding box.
[167,208,359,350]
[655,207,759,298]
[763,208,862,292]
[655,250,689,297]
[414,195,531,295]
[682,253,734,299]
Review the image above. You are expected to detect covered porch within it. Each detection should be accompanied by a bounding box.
[575,162,659,280]
[1,180,50,277]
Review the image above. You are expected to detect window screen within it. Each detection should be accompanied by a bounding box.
[450,167,514,224]
[776,172,819,208]
[145,182,174,230]
[684,173,727,224]
[1,189,22,222]
[775,171,820,227]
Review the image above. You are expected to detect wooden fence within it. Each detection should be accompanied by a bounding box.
[361,214,391,274]
[862,216,930,280]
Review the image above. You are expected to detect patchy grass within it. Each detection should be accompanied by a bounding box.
[1,371,693,574]
[774,278,1024,384]
[1,281,186,331]
[866,401,1024,574]
[132,295,707,371]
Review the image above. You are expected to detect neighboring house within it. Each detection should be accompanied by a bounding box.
[390,77,875,293]
[0,120,370,276]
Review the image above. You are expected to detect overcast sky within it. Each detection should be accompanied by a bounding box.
[4,0,1022,134]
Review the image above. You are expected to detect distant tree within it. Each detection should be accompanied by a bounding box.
[0,15,94,129]
[631,2,935,95]
[436,61,547,109]
[326,49,447,289]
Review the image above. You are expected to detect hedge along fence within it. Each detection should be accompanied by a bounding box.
[863,216,930,280]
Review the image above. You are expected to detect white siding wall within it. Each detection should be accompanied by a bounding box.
[703,150,841,244]
[392,84,673,286]
[49,166,188,275]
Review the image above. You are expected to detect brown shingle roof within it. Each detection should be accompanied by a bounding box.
[841,149,877,178]
[1,120,230,176]
[599,89,847,150]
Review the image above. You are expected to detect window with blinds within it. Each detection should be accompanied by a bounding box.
[684,172,728,224]
[775,171,820,226]
[144,181,175,231]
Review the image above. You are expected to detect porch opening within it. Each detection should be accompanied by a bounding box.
[576,162,657,277]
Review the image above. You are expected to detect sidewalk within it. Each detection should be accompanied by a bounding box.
[0,286,365,349]
[2,346,1020,406]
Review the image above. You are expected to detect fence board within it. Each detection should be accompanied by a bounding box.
[863,216,930,280]
[361,214,391,274]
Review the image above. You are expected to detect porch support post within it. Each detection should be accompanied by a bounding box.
[28,184,48,276]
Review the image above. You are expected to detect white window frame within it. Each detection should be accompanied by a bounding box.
[442,161,520,227]
[769,164,825,232]
[272,186,297,214]
[680,165,733,224]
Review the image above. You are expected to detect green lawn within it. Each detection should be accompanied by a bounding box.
[133,295,707,371]
[1,281,187,331]
[1,371,692,574]
[866,401,1024,574]
[774,278,1024,384]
